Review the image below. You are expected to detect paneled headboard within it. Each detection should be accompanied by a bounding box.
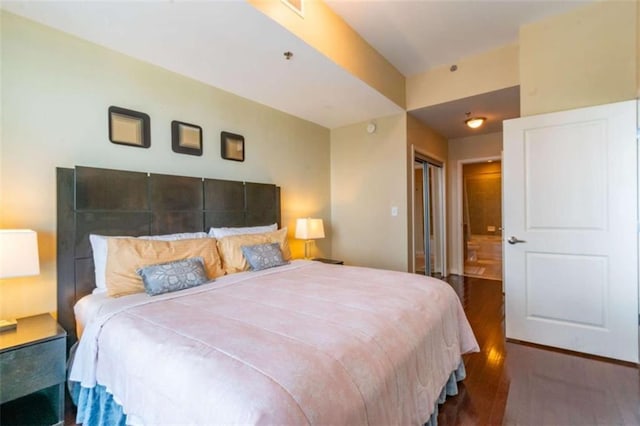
[56,166,281,348]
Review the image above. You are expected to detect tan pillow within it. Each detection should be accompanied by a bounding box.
[217,228,291,274]
[270,228,291,261]
[105,237,224,297]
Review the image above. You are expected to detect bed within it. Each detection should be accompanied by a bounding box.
[58,166,479,425]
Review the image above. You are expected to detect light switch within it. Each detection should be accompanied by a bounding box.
[391,206,398,216]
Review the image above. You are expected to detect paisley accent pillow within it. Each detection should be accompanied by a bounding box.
[137,257,209,296]
[241,243,288,271]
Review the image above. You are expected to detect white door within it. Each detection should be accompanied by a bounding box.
[503,100,638,363]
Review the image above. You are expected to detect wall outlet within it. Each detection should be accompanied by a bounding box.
[391,206,398,217]
[487,226,496,232]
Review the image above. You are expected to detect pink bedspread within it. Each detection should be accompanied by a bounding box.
[70,261,478,425]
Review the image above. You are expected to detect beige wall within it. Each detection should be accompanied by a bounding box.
[520,0,637,116]
[447,132,502,275]
[249,0,405,108]
[638,0,640,97]
[407,43,519,110]
[0,12,3,221]
[0,12,331,320]
[406,114,447,161]
[330,114,408,271]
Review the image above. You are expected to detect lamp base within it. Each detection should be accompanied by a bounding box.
[303,240,314,260]
[0,318,17,332]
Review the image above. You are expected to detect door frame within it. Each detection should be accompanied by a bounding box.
[409,145,446,275]
[455,155,502,276]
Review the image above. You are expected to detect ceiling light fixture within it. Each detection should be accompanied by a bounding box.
[465,112,486,129]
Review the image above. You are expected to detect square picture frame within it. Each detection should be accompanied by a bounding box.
[108,106,151,148]
[221,131,245,162]
[172,121,203,156]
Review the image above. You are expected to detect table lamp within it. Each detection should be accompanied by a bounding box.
[295,218,325,259]
[0,229,40,332]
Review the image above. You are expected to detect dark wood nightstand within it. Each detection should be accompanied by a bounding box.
[0,314,67,426]
[312,258,344,265]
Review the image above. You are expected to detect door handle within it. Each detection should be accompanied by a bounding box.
[507,236,526,245]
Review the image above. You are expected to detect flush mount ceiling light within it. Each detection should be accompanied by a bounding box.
[466,117,485,128]
[464,112,487,129]
[464,112,486,129]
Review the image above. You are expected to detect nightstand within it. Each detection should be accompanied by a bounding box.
[312,257,344,265]
[0,314,66,426]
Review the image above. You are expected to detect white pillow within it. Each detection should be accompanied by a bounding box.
[89,232,208,291]
[142,232,208,241]
[208,223,278,239]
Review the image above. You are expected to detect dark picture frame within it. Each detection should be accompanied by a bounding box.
[172,121,203,156]
[221,131,245,162]
[108,106,150,148]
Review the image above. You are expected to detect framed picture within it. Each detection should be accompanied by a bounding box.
[108,106,150,148]
[221,131,245,162]
[172,121,203,156]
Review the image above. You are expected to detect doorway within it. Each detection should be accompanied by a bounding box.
[414,155,445,277]
[462,161,502,280]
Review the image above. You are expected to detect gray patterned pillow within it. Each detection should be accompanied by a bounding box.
[241,243,288,271]
[136,257,209,296]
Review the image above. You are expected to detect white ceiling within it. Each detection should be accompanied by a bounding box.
[326,0,593,77]
[1,1,402,129]
[2,1,591,134]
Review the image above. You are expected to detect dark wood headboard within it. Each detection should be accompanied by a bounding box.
[56,166,280,348]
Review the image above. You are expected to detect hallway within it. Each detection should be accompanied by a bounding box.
[439,275,640,425]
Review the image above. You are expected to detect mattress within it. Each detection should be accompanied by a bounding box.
[70,260,478,425]
[74,292,110,338]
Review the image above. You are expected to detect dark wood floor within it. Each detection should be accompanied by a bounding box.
[65,276,640,425]
[439,275,640,426]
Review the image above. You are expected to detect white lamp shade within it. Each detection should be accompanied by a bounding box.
[295,218,325,240]
[0,229,40,278]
